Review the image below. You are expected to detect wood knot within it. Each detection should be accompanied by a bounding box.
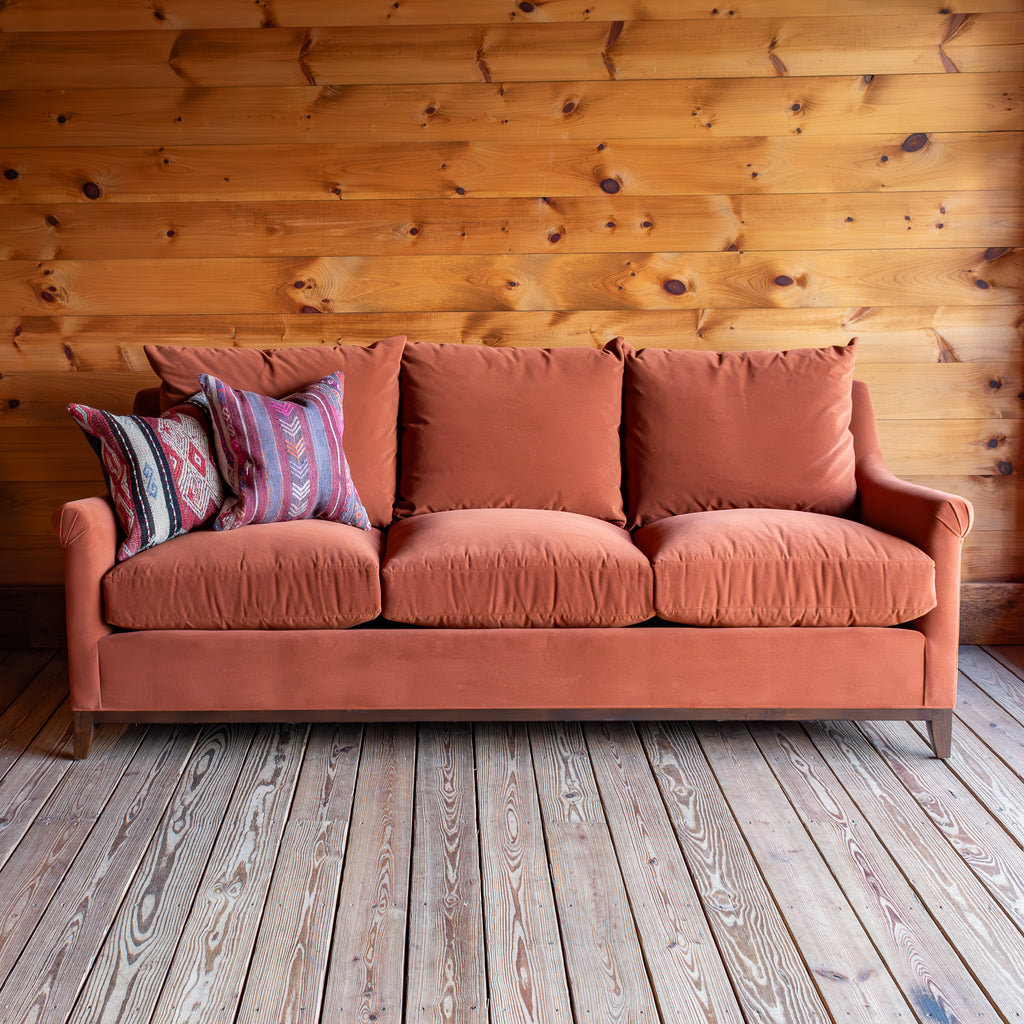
[901,133,928,152]
[998,461,1013,475]
[300,305,320,314]
[562,101,576,115]
[3,169,18,180]
[663,279,686,295]
[774,275,795,287]
[45,215,60,227]
[82,182,102,200]
[984,247,1009,261]
[600,178,621,194]
[975,279,991,289]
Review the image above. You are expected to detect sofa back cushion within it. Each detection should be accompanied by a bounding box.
[397,340,629,524]
[623,342,858,527]
[144,338,405,526]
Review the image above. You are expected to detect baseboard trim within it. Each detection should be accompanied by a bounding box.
[2,584,1022,648]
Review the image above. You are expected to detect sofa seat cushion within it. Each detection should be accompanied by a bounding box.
[634,508,936,628]
[381,508,654,628]
[104,520,384,630]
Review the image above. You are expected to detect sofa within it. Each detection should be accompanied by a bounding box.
[54,336,973,761]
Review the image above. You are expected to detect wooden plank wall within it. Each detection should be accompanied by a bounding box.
[0,1,1022,635]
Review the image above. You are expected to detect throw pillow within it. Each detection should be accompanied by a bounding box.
[144,337,405,527]
[68,397,224,562]
[623,340,859,527]
[200,371,370,532]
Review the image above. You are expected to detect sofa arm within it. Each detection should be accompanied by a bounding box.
[855,450,972,709]
[52,496,119,712]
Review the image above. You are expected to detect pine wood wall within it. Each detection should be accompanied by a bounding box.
[0,1,1022,637]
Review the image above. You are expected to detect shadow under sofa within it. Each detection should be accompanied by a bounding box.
[54,338,973,760]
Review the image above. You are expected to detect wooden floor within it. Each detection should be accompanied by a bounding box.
[1,649,1023,1023]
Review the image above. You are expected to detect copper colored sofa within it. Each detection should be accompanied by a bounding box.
[54,337,972,759]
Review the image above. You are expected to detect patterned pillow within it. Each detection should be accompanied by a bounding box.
[68,398,224,561]
[200,371,370,531]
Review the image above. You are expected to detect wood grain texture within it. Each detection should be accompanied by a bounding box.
[4,307,1021,371]
[235,725,363,1024]
[584,722,744,1023]
[858,717,1024,934]
[150,724,307,1024]
[5,133,1020,203]
[474,722,572,1024]
[321,723,416,1023]
[529,721,660,1023]
[1,16,1019,89]
[755,722,1002,1024]
[3,191,1018,261]
[0,725,194,1024]
[640,721,832,1024]
[68,725,255,1024]
[694,721,916,1023]
[807,718,1024,1011]
[406,724,486,1024]
[4,0,1024,33]
[2,75,1021,148]
[2,250,1018,317]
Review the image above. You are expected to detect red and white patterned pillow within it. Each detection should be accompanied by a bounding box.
[68,398,224,561]
[200,371,370,531]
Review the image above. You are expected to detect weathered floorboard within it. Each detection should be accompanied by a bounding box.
[807,719,1024,1012]
[321,723,416,1023]
[530,721,660,1024]
[0,649,1022,1023]
[406,723,486,1024]
[67,725,255,1024]
[235,724,363,1024]
[695,721,915,1023]
[474,722,572,1024]
[757,722,1003,1024]
[585,721,745,1023]
[0,725,195,1024]
[148,724,308,1024]
[640,721,833,1024]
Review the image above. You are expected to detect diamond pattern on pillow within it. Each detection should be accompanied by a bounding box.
[200,371,370,531]
[68,397,224,561]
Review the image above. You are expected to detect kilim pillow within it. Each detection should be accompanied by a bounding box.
[68,397,224,562]
[200,371,370,531]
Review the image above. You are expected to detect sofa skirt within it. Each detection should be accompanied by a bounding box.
[89,624,929,716]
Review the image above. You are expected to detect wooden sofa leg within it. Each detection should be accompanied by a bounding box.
[73,711,94,760]
[927,709,953,759]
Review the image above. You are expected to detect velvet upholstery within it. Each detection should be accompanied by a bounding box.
[397,339,628,524]
[382,508,653,627]
[145,338,405,526]
[624,341,858,526]
[635,508,936,628]
[104,521,384,630]
[55,357,971,762]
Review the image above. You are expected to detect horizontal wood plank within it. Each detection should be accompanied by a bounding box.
[5,133,1020,204]
[1,249,1019,317]
[1,16,1019,90]
[4,307,1022,372]
[1,74,1020,147]
[3,0,1023,32]
[3,191,1019,261]
[876,418,1019,476]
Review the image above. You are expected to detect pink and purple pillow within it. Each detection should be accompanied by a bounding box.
[68,398,224,561]
[200,371,370,532]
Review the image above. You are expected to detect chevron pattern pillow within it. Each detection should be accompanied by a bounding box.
[200,372,370,532]
[69,397,224,561]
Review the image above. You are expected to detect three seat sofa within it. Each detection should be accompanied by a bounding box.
[54,336,972,760]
